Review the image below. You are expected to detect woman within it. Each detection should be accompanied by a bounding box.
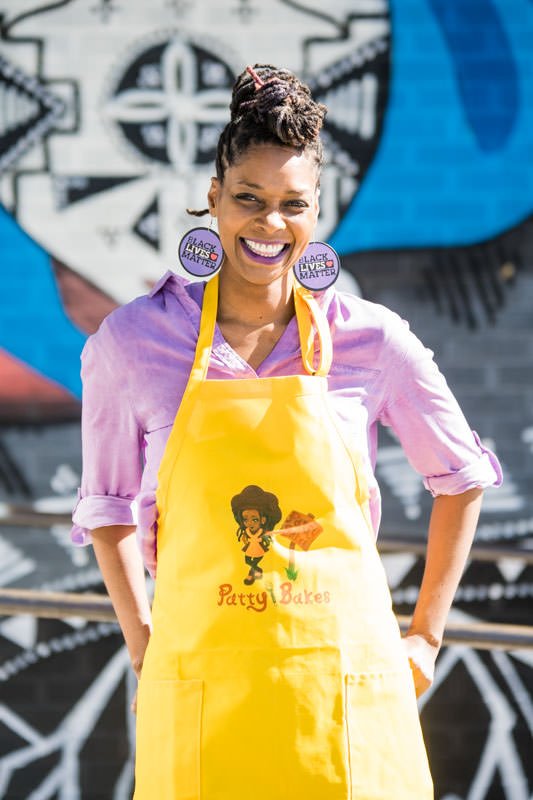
[72,64,502,799]
[231,484,281,585]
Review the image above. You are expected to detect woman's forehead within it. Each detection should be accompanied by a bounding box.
[226,144,319,188]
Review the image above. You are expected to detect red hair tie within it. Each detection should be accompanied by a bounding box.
[246,65,266,90]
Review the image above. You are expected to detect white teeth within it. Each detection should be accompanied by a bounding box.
[244,239,286,257]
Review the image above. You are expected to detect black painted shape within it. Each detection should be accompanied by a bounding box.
[132,194,160,251]
[6,751,62,799]
[422,657,491,797]
[0,55,65,172]
[0,438,32,496]
[420,222,526,328]
[53,175,139,209]
[308,38,390,219]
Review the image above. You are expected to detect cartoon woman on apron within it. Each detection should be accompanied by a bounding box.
[231,484,281,585]
[76,63,502,800]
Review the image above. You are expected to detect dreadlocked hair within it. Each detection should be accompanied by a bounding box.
[216,63,326,183]
[186,64,327,216]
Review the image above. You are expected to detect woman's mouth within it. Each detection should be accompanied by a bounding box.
[240,238,290,265]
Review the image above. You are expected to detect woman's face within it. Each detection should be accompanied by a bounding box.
[208,143,320,287]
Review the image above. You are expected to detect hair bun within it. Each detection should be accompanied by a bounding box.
[229,64,326,148]
[250,78,294,118]
[216,64,326,181]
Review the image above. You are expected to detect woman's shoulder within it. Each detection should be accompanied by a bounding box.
[327,287,414,360]
[84,271,203,356]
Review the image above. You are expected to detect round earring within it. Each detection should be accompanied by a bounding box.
[178,217,224,278]
[293,241,340,291]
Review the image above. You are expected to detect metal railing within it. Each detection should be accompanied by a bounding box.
[0,587,532,651]
[3,506,533,563]
[1,510,533,651]
[378,535,533,564]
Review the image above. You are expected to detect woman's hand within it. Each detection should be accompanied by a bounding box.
[402,633,440,697]
[130,656,145,714]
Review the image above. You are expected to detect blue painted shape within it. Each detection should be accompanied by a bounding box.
[331,0,533,252]
[0,206,86,398]
[429,0,518,151]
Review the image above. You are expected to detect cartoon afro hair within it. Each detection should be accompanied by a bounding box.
[231,485,282,530]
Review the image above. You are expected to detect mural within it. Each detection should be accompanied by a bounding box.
[0,0,532,797]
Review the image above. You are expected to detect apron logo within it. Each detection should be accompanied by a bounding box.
[217,582,331,613]
[222,485,328,609]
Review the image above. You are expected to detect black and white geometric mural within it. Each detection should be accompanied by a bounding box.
[0,0,389,301]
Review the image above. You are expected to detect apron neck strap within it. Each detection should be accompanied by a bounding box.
[293,285,332,376]
[193,274,333,380]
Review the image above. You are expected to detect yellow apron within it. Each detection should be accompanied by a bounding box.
[134,276,433,800]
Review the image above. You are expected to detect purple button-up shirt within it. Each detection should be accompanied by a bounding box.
[71,271,502,577]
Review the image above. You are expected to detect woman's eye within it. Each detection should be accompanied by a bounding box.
[286,201,307,208]
[235,193,258,202]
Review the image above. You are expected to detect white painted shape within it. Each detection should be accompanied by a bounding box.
[0,559,36,588]
[521,426,533,453]
[496,557,526,583]
[0,615,37,649]
[512,651,533,668]
[63,617,87,630]
[33,495,77,513]
[360,72,378,139]
[50,464,79,495]
[491,651,533,736]
[381,552,417,588]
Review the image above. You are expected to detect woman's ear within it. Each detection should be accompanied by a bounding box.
[207,177,219,216]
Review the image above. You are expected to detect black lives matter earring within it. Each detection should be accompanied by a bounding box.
[293,241,340,291]
[178,217,224,278]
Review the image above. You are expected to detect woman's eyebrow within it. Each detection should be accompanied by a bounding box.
[236,180,262,189]
[236,180,308,196]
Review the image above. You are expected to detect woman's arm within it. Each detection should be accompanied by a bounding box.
[403,486,484,696]
[91,525,152,682]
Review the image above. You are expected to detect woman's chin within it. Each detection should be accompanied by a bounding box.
[222,260,294,287]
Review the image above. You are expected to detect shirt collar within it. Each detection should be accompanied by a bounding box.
[147,270,187,298]
[148,269,335,310]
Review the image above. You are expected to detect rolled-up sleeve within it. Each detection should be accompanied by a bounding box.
[71,320,143,545]
[379,318,503,496]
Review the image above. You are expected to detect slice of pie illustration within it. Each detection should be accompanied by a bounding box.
[275,511,323,581]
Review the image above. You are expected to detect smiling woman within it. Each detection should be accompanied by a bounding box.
[72,63,502,800]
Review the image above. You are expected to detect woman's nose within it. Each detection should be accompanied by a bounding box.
[255,208,286,231]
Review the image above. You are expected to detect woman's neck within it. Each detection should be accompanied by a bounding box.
[215,267,296,371]
[217,268,295,329]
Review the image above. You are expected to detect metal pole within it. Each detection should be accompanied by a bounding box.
[379,536,533,564]
[0,588,116,622]
[1,588,532,650]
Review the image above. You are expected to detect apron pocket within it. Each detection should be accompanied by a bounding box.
[345,670,433,800]
[134,678,203,800]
